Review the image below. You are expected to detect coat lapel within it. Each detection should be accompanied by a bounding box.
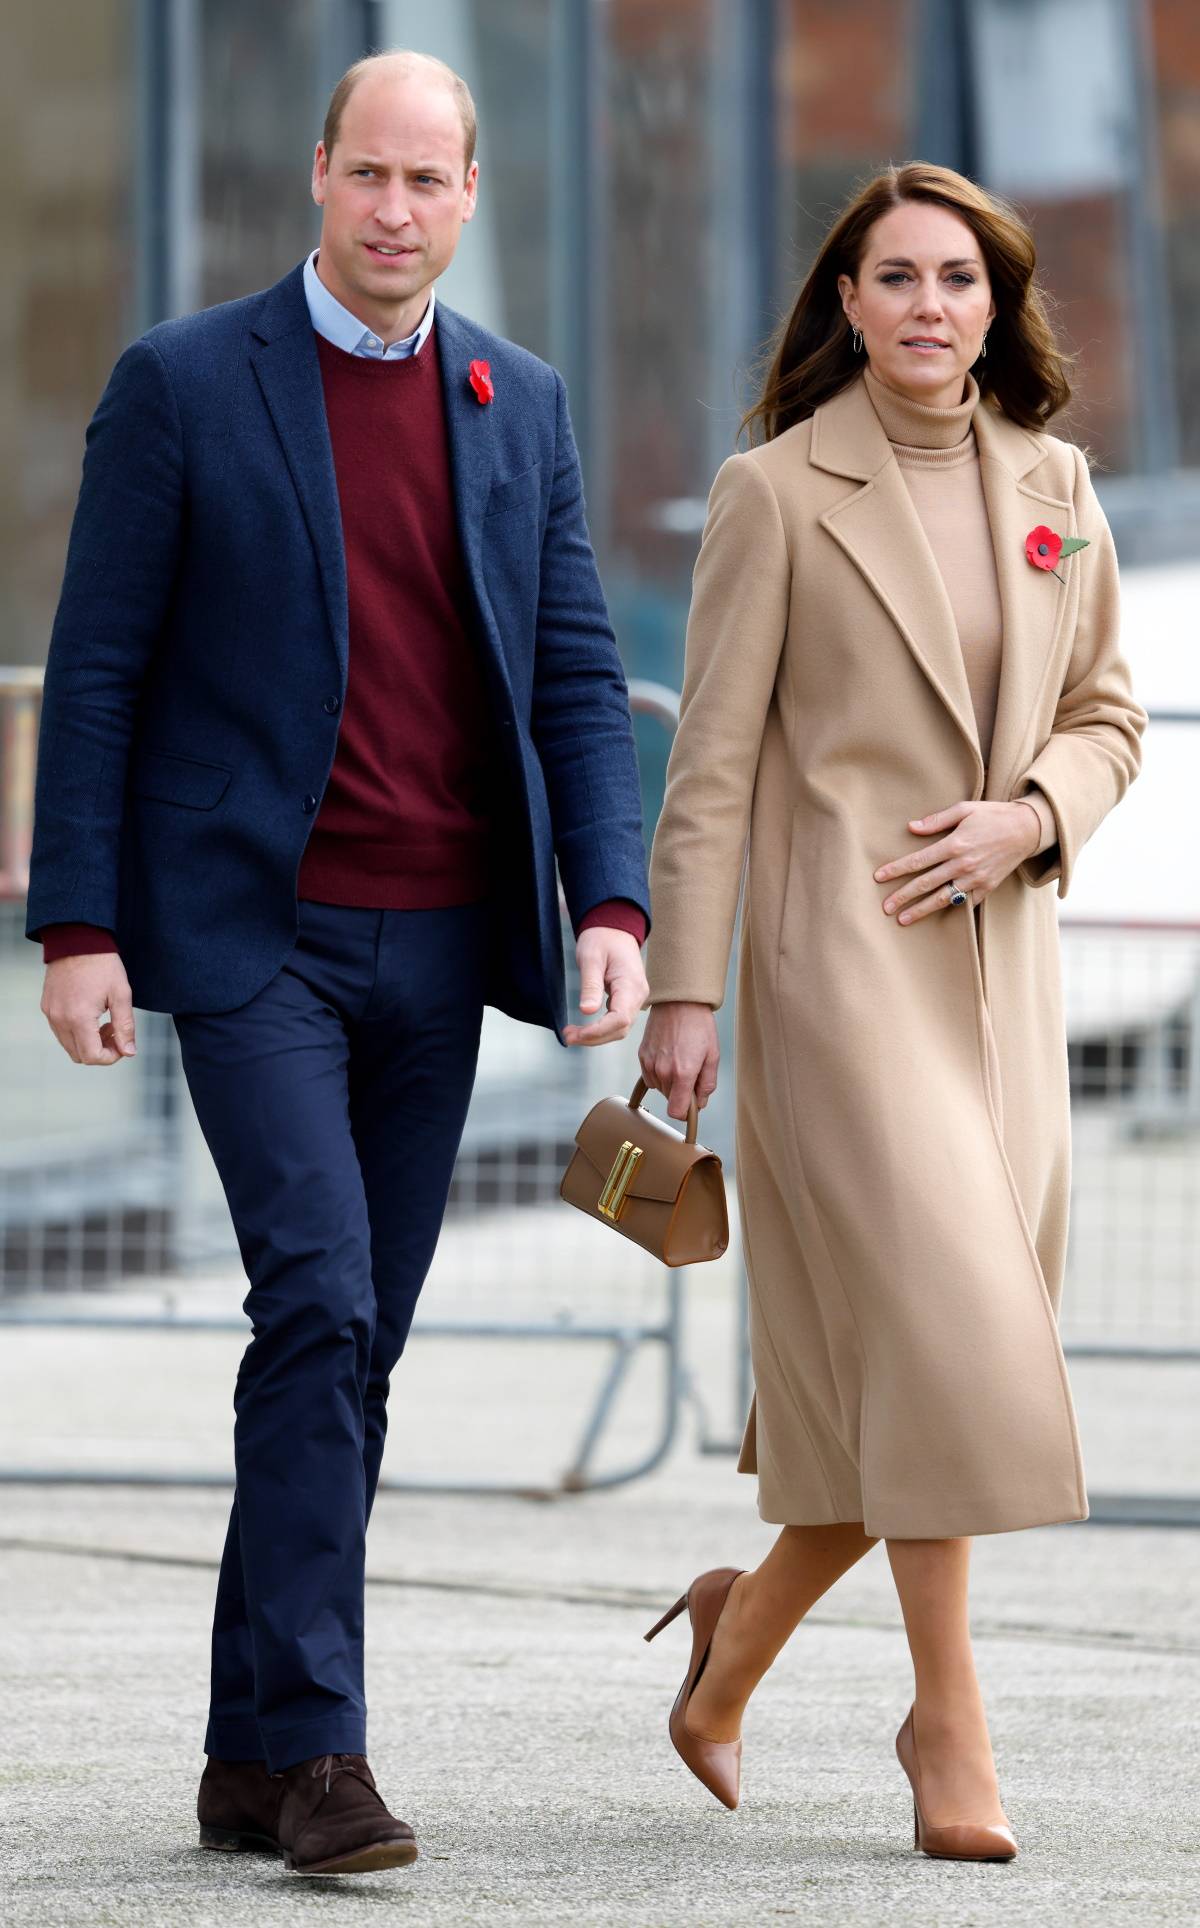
[811,377,983,786]
[248,266,349,681]
[972,404,1074,801]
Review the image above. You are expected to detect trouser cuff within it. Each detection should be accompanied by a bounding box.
[260,1713,368,1776]
[204,1713,265,1761]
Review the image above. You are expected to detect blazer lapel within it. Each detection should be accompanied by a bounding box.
[972,404,1074,801]
[433,304,497,591]
[812,377,983,785]
[430,304,518,714]
[249,276,510,698]
[249,267,349,682]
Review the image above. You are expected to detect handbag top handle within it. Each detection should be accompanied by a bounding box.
[628,1075,699,1145]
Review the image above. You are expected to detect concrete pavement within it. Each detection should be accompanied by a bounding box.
[1,1319,1198,1924]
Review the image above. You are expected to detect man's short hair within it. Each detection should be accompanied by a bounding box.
[322,50,477,173]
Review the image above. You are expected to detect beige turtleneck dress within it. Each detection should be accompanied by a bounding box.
[862,364,1056,853]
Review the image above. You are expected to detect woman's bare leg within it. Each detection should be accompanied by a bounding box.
[885,1537,1007,1824]
[684,1522,877,1743]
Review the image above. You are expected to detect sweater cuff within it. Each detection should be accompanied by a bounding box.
[574,899,648,947]
[39,924,121,965]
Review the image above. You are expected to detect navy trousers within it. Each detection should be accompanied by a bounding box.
[174,899,488,1773]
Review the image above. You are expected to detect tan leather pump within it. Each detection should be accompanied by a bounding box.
[896,1707,1018,1862]
[644,1566,745,1810]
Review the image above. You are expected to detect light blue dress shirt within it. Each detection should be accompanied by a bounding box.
[303,250,436,359]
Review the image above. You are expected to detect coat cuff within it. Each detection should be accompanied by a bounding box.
[1012,783,1063,890]
[1015,787,1058,855]
[38,923,120,965]
[574,898,648,946]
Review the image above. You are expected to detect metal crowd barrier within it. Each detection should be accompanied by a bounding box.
[0,675,714,1497]
[1058,915,1200,1360]
[2,672,1196,1521]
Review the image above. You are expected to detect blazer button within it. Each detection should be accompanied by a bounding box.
[302,793,318,813]
[323,696,341,714]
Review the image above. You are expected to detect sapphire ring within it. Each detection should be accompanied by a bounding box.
[948,883,969,908]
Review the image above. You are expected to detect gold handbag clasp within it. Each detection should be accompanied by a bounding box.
[598,1140,643,1221]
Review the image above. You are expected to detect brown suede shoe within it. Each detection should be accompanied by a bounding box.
[197,1757,283,1853]
[275,1754,418,1876]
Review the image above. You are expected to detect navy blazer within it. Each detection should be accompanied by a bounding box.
[26,264,650,1036]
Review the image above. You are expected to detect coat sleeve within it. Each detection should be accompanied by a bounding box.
[645,453,790,1007]
[25,336,185,940]
[1011,444,1146,895]
[530,370,650,930]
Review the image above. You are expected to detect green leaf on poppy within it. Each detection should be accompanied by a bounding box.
[1058,536,1090,556]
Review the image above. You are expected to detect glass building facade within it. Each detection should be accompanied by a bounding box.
[5,0,1199,691]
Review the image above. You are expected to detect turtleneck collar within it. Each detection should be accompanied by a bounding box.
[862,363,979,452]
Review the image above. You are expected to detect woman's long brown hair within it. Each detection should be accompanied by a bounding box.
[742,161,1072,445]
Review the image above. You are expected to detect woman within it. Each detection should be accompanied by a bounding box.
[639,162,1145,1859]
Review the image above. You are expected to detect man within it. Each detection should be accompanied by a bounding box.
[28,50,649,1876]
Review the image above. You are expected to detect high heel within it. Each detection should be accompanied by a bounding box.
[644,1566,745,1810]
[895,1707,1018,1862]
[644,1594,689,1642]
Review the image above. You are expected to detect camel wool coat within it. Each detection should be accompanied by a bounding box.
[645,373,1145,1539]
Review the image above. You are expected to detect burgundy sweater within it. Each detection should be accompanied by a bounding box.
[41,323,645,960]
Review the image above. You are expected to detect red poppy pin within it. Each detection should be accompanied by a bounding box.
[468,358,494,405]
[1025,523,1089,584]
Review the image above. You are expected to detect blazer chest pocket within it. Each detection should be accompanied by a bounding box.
[484,464,541,518]
[132,748,233,810]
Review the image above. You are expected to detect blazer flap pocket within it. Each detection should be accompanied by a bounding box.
[484,464,541,517]
[132,749,232,810]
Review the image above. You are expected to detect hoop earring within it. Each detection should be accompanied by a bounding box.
[851,327,863,355]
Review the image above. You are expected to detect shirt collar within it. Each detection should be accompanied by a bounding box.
[303,250,436,359]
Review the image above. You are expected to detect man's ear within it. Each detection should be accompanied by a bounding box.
[461,161,479,224]
[312,142,329,207]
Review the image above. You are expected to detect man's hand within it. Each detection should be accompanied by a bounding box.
[874,799,1042,925]
[562,928,648,1047]
[638,1001,720,1121]
[41,953,137,1065]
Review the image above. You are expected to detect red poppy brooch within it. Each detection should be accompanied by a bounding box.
[468,358,494,405]
[1025,523,1089,584]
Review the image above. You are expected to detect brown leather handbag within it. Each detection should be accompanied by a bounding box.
[559,1076,730,1266]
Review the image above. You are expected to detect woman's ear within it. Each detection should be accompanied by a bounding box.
[836,271,857,326]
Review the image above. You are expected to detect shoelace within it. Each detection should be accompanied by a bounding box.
[310,1752,373,1796]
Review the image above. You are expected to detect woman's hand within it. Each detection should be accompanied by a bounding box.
[874,799,1042,925]
[638,1001,720,1121]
